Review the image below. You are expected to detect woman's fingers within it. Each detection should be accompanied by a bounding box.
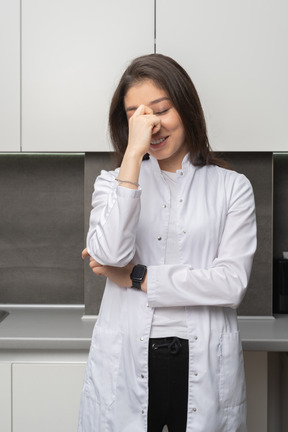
[127,104,161,155]
[89,257,102,268]
[134,104,153,116]
[81,248,90,260]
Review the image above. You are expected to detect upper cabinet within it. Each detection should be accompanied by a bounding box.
[21,0,154,152]
[2,1,287,153]
[156,0,288,151]
[0,0,20,152]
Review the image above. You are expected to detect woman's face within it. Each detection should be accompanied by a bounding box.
[124,80,187,172]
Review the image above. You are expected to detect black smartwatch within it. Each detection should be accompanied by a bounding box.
[130,264,147,290]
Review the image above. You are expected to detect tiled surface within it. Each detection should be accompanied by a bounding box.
[224,153,273,316]
[273,153,288,259]
[84,152,274,316]
[0,151,281,316]
[84,153,115,315]
[0,154,84,304]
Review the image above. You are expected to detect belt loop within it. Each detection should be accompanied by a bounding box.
[151,337,182,355]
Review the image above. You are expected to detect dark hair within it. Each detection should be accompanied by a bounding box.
[109,53,229,168]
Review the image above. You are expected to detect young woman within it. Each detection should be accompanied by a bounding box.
[78,54,257,432]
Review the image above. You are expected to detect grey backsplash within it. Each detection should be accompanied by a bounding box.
[224,153,273,316]
[273,153,288,259]
[84,152,274,317]
[0,154,84,304]
[2,151,287,317]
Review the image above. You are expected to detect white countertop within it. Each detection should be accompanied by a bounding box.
[0,305,287,351]
[0,305,95,350]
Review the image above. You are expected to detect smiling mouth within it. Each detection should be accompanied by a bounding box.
[150,137,168,145]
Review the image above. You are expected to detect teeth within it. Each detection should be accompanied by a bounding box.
[150,137,166,145]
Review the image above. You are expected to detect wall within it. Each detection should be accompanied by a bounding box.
[0,151,286,317]
[225,152,273,316]
[0,154,84,304]
[84,152,274,317]
[273,153,288,258]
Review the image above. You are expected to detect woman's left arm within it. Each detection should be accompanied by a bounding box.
[147,174,257,309]
[84,174,256,308]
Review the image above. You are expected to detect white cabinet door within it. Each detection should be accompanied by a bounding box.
[244,352,268,432]
[156,0,288,151]
[12,363,86,432]
[0,363,12,432]
[22,0,154,152]
[0,0,20,152]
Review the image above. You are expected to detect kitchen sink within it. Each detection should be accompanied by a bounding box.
[0,310,9,323]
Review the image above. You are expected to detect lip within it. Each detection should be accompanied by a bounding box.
[150,136,169,150]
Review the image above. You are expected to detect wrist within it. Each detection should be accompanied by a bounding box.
[123,148,144,166]
[130,264,147,290]
[118,152,143,190]
[141,274,147,293]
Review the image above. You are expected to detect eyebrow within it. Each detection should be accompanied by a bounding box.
[125,97,170,113]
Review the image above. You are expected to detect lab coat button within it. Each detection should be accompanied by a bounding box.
[140,337,144,341]
[193,407,197,412]
[142,410,145,414]
[194,336,198,340]
[157,237,162,241]
[141,374,145,379]
[162,204,167,208]
[183,230,187,234]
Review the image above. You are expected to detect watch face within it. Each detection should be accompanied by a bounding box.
[131,265,147,282]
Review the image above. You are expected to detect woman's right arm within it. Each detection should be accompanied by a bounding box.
[86,170,141,267]
[87,105,160,266]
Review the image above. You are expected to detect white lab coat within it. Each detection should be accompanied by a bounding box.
[78,154,257,432]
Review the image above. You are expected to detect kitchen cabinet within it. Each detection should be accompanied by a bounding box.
[1,304,287,432]
[0,363,12,432]
[21,0,154,152]
[156,0,288,151]
[0,0,20,152]
[5,353,268,432]
[12,362,86,432]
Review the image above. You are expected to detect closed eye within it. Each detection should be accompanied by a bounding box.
[155,108,170,115]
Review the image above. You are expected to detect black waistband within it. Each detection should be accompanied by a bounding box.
[149,336,188,355]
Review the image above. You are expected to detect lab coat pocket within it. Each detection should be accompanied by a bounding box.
[219,331,246,408]
[87,325,123,408]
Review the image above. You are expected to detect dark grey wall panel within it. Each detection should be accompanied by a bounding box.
[1,151,275,314]
[223,153,273,316]
[0,154,84,304]
[84,152,273,317]
[84,153,115,315]
[273,153,288,259]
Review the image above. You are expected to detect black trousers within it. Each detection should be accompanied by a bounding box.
[147,337,189,432]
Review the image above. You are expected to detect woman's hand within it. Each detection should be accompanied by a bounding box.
[126,104,161,158]
[115,104,161,190]
[81,248,90,260]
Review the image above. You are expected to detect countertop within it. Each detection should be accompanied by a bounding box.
[0,305,95,350]
[0,305,287,351]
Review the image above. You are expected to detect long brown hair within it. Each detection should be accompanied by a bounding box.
[109,54,229,168]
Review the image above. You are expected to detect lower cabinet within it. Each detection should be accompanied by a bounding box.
[0,356,87,432]
[12,363,86,432]
[0,351,282,432]
[0,363,12,431]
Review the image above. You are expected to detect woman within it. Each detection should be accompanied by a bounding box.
[78,54,257,432]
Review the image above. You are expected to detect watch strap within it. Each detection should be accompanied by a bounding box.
[130,264,147,290]
[131,279,141,290]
